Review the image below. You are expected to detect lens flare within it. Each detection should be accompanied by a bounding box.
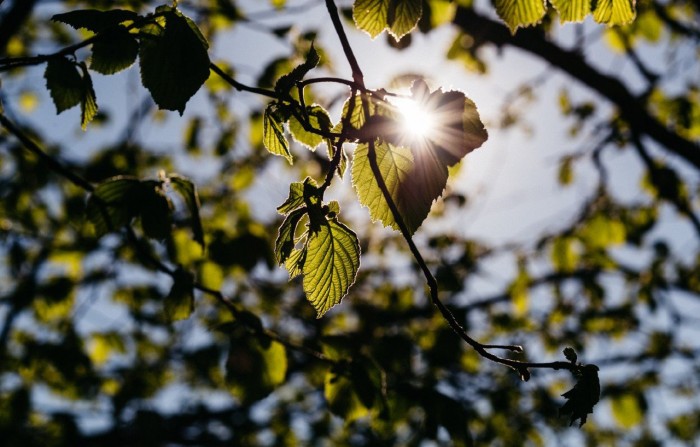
[391,97,435,143]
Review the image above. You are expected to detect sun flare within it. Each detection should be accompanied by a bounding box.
[391,97,435,142]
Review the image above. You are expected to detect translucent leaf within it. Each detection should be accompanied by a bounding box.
[263,103,292,163]
[169,174,205,250]
[277,180,308,214]
[139,7,210,114]
[550,0,591,22]
[90,28,139,75]
[492,0,547,32]
[78,64,98,130]
[353,0,390,38]
[592,0,636,26]
[289,104,332,150]
[551,236,579,272]
[388,0,423,40]
[580,214,626,248]
[611,394,643,428]
[289,219,361,317]
[45,57,82,114]
[51,9,138,33]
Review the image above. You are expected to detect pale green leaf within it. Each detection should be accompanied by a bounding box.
[389,0,423,40]
[296,219,360,317]
[592,0,636,26]
[353,0,390,38]
[289,104,332,150]
[277,180,307,214]
[263,104,292,163]
[550,0,591,22]
[492,0,547,32]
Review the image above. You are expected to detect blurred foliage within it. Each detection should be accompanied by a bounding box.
[0,0,699,446]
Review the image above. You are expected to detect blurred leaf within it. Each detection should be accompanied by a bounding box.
[226,333,287,404]
[492,0,547,33]
[138,182,173,241]
[85,176,142,236]
[611,393,643,428]
[592,0,636,26]
[169,174,205,250]
[139,7,210,114]
[165,268,194,321]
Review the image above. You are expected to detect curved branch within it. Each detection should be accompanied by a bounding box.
[452,7,700,170]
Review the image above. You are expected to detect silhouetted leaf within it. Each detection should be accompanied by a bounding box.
[90,27,139,75]
[52,9,138,33]
[139,6,210,114]
[165,268,194,321]
[560,364,601,427]
[275,44,319,95]
[45,57,82,113]
[86,176,141,236]
[138,182,173,241]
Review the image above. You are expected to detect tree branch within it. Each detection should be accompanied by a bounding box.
[452,7,700,171]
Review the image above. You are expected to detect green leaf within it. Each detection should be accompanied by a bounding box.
[165,268,195,321]
[560,364,601,427]
[275,44,320,94]
[226,332,287,404]
[388,0,423,40]
[277,179,310,215]
[492,0,547,32]
[611,393,643,428]
[45,57,83,114]
[354,0,390,38]
[288,217,361,317]
[324,367,371,422]
[592,0,636,26]
[85,176,142,236]
[168,174,205,250]
[139,7,210,114]
[52,9,138,33]
[580,214,626,249]
[289,104,332,150]
[90,27,139,75]
[263,103,292,163]
[78,63,98,130]
[550,0,591,22]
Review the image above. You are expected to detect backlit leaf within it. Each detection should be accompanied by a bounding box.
[354,0,390,38]
[275,44,320,94]
[304,219,360,317]
[85,176,142,236]
[550,0,591,22]
[139,7,210,114]
[289,104,332,150]
[492,0,547,32]
[263,103,292,163]
[388,0,423,40]
[592,0,636,26]
[78,64,98,130]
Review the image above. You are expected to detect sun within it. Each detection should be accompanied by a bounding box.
[390,97,436,143]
